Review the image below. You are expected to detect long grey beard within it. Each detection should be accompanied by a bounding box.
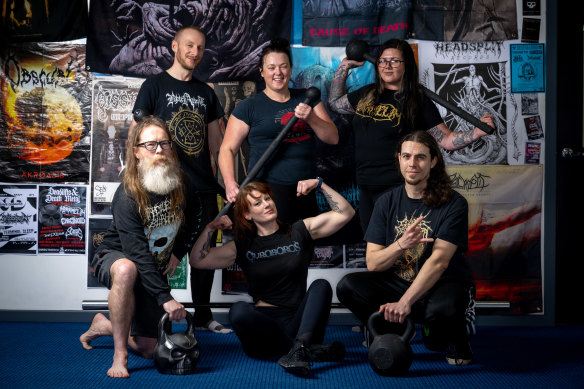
[139,161,181,195]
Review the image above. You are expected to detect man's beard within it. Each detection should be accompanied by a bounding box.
[177,52,198,72]
[139,156,181,195]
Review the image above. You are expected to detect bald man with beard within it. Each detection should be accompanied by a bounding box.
[131,26,231,334]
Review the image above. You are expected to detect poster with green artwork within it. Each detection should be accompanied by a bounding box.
[167,254,188,289]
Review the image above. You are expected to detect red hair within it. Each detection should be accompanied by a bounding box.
[233,181,286,239]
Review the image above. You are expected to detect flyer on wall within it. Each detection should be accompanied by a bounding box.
[510,43,545,93]
[0,184,38,255]
[38,185,87,255]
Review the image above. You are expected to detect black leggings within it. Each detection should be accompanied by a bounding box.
[228,279,332,358]
[337,271,474,344]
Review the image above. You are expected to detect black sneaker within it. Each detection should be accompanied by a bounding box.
[309,342,346,362]
[421,323,447,351]
[446,341,474,366]
[278,342,312,377]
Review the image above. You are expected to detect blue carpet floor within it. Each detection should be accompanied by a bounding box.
[0,321,582,388]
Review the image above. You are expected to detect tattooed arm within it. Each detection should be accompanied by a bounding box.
[298,178,355,240]
[427,114,495,151]
[189,215,236,270]
[327,58,364,114]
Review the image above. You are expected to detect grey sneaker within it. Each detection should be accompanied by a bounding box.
[278,342,312,377]
[446,341,474,366]
[196,320,233,334]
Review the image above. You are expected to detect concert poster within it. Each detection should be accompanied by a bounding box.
[525,142,541,164]
[417,39,536,165]
[168,253,188,290]
[524,115,544,140]
[37,185,87,255]
[510,43,545,93]
[345,242,367,269]
[310,245,344,269]
[91,76,144,216]
[448,165,543,314]
[0,43,92,184]
[0,184,38,255]
[221,263,249,295]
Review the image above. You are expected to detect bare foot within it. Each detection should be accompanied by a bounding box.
[80,313,112,350]
[107,354,130,378]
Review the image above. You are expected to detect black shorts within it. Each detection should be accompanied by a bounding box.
[92,248,165,338]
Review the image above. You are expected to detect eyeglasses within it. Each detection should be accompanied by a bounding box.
[377,58,405,68]
[136,140,173,151]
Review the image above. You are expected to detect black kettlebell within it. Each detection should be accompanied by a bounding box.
[154,311,200,375]
[367,312,414,376]
[345,38,376,64]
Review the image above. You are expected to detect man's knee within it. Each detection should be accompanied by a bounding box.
[424,285,470,321]
[110,258,138,286]
[133,336,157,358]
[336,273,358,302]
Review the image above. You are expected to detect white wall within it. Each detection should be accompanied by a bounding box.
[0,252,360,310]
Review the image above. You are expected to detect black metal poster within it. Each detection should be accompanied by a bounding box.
[0,184,38,254]
[37,185,87,254]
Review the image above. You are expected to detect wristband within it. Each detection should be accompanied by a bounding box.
[397,240,404,250]
[315,177,323,191]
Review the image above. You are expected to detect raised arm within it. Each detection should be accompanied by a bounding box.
[299,178,355,240]
[327,58,364,114]
[294,101,339,144]
[427,114,495,151]
[218,115,250,203]
[189,215,237,270]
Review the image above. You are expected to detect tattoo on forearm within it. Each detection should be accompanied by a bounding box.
[321,188,342,213]
[428,126,445,144]
[332,96,355,114]
[328,65,355,114]
[330,65,349,96]
[451,129,475,148]
[199,230,214,259]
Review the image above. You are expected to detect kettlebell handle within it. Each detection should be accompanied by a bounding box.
[158,310,195,342]
[367,312,414,342]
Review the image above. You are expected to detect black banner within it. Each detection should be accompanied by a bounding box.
[412,0,518,41]
[0,0,87,43]
[86,0,291,82]
[302,0,409,47]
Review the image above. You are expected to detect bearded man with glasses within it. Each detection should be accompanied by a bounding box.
[80,116,195,378]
